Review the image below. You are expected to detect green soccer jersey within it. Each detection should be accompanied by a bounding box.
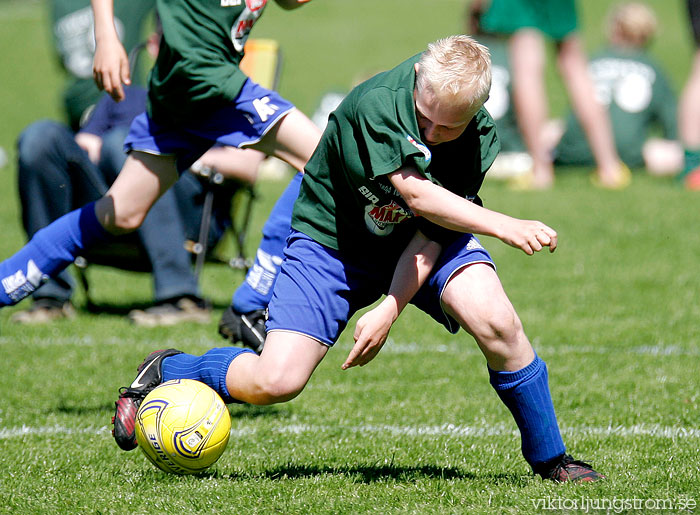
[148,0,267,125]
[555,47,677,168]
[51,0,155,129]
[292,55,500,259]
[480,0,578,41]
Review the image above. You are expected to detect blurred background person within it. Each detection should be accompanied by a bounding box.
[51,0,155,131]
[678,0,700,189]
[12,29,266,326]
[12,85,211,325]
[547,2,682,176]
[479,0,630,189]
[13,84,265,326]
[466,0,532,181]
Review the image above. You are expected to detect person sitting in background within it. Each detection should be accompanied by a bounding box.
[12,85,263,326]
[479,0,629,189]
[12,86,210,325]
[548,2,682,176]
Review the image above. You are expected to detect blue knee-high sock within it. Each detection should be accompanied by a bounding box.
[161,347,255,403]
[0,202,107,306]
[489,354,566,470]
[232,172,302,313]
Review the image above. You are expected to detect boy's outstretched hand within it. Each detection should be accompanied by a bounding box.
[499,218,558,255]
[342,298,398,370]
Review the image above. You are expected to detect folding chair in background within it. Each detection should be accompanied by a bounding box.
[187,38,283,280]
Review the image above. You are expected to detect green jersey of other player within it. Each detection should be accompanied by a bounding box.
[555,47,677,168]
[480,0,578,41]
[149,0,267,125]
[292,54,500,259]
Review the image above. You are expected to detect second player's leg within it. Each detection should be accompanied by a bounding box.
[221,107,321,349]
[250,108,321,172]
[94,151,180,235]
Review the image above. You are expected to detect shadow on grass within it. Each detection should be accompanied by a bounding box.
[78,298,230,316]
[55,399,114,415]
[213,463,524,484]
[230,404,286,420]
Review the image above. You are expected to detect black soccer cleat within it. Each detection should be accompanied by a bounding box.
[111,348,183,451]
[537,454,606,483]
[218,306,267,354]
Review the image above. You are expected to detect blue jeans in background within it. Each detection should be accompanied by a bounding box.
[16,120,200,304]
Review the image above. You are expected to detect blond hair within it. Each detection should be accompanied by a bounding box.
[416,35,491,111]
[607,2,658,48]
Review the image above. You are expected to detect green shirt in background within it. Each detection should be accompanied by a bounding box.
[293,55,500,260]
[555,47,677,168]
[51,0,155,129]
[480,0,578,41]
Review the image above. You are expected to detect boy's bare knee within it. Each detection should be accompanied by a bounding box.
[255,372,306,404]
[476,317,521,348]
[95,197,145,234]
[112,212,145,233]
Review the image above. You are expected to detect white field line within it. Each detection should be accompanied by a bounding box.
[1,336,699,357]
[381,341,700,357]
[2,422,700,440]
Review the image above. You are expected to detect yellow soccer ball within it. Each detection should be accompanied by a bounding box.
[135,379,231,474]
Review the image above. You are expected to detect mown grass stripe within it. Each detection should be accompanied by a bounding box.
[2,336,699,357]
[2,423,699,440]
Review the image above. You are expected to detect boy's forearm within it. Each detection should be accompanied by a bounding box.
[385,231,442,318]
[390,167,510,239]
[91,0,118,41]
[388,166,556,255]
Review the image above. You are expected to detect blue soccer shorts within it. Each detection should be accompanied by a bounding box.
[123,79,295,173]
[266,230,496,346]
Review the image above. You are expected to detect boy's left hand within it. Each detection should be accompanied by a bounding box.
[342,300,397,370]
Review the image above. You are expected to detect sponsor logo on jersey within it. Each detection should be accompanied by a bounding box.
[358,185,379,204]
[246,0,267,11]
[406,134,431,162]
[364,200,412,236]
[222,0,265,8]
[376,181,400,196]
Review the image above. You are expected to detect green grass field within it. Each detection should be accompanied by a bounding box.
[0,0,699,513]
